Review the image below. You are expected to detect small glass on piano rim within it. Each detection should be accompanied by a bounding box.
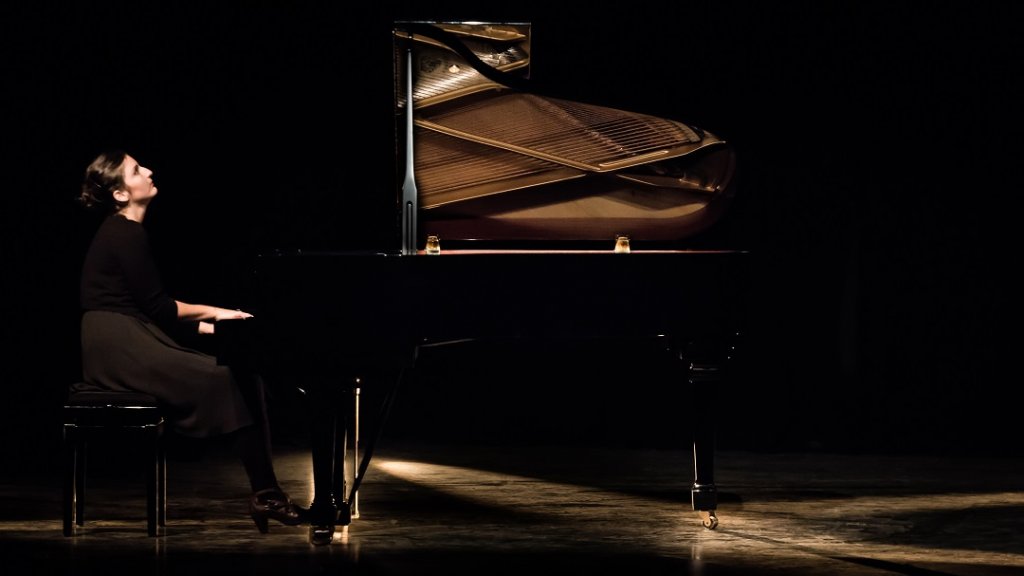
[614,235,631,254]
[425,235,441,255]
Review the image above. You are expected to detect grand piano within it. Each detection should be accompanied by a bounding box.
[219,21,747,545]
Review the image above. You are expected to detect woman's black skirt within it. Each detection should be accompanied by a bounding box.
[77,310,253,438]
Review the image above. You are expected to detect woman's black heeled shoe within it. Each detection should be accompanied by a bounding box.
[249,488,304,533]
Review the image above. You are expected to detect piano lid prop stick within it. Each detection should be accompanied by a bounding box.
[401,44,418,255]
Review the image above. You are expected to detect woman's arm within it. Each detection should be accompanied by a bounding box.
[175,301,253,322]
[176,301,252,335]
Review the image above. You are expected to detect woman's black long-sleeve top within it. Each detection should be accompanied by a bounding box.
[80,213,178,331]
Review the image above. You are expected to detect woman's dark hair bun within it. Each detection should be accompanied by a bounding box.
[77,149,127,211]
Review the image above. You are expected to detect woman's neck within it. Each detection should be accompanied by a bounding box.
[118,205,146,223]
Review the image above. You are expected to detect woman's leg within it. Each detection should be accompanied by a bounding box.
[234,371,303,531]
[234,372,279,492]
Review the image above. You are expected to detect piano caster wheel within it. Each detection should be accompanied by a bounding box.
[310,524,334,546]
[700,511,718,530]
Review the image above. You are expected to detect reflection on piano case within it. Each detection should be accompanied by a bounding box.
[221,21,748,546]
[395,21,737,248]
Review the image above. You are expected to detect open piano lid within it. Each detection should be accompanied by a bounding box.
[394,21,736,246]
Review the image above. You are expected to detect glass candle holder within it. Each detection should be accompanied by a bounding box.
[425,235,441,255]
[614,235,631,254]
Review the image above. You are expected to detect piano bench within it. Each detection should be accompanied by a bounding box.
[61,389,167,537]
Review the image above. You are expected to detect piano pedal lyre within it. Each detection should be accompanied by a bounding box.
[336,378,361,526]
[348,382,360,520]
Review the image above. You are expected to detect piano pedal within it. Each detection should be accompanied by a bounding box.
[336,503,353,526]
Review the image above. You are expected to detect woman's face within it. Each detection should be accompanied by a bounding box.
[119,155,158,205]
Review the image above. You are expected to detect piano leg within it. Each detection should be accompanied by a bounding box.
[306,372,364,545]
[307,379,342,545]
[333,390,352,528]
[332,383,361,527]
[690,363,718,530]
[684,336,732,530]
[350,385,361,519]
[308,365,403,546]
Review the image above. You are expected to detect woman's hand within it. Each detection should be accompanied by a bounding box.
[213,308,254,322]
[196,308,252,335]
[176,301,254,323]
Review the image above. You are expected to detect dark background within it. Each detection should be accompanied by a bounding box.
[3,2,1020,471]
